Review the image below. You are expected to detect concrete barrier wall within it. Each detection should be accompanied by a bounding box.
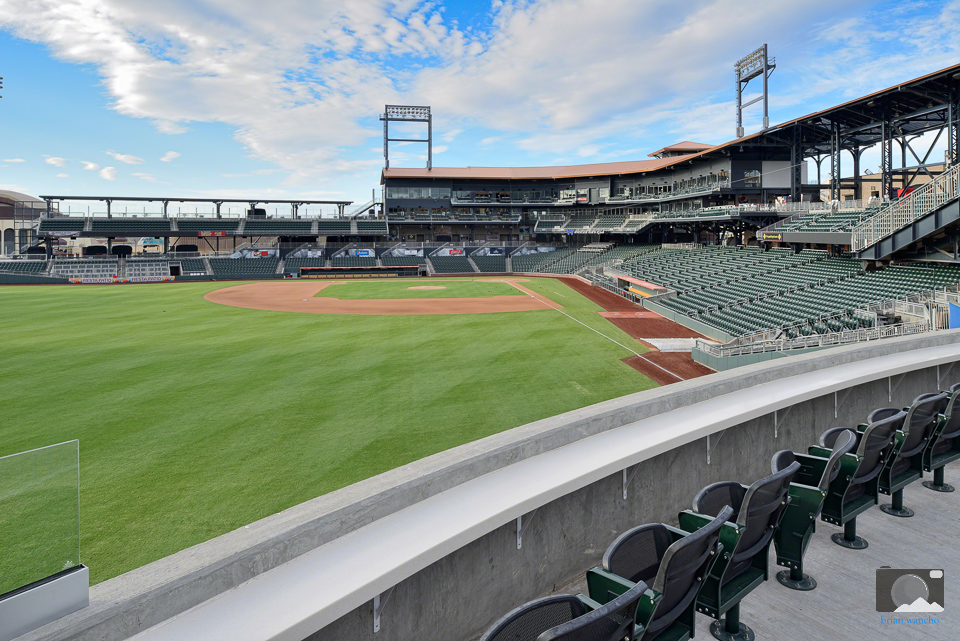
[22,331,960,641]
[641,299,734,343]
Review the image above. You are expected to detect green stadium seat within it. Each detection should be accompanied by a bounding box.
[922,382,960,491]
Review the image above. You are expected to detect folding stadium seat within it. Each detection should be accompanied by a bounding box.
[813,412,902,549]
[679,458,799,640]
[479,580,648,641]
[586,507,731,641]
[873,392,948,517]
[922,382,960,492]
[770,430,856,591]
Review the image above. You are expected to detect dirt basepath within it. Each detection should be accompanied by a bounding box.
[556,276,715,380]
[204,279,557,315]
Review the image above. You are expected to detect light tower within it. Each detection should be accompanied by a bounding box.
[380,105,432,170]
[735,45,775,138]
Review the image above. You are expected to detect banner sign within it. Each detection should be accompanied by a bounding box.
[489,248,505,255]
[307,249,324,258]
[761,232,782,241]
[355,249,372,257]
[70,277,174,285]
[198,231,227,237]
[448,248,464,256]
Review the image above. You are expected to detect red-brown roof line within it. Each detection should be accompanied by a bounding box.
[381,62,960,184]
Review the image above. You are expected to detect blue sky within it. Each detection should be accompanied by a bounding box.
[0,0,958,214]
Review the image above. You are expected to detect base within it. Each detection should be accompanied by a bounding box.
[880,504,915,517]
[776,569,817,591]
[710,619,755,641]
[831,532,868,549]
[922,480,955,492]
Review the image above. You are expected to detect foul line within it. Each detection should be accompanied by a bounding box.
[502,280,685,382]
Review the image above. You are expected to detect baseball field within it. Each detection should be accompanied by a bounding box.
[1,276,665,586]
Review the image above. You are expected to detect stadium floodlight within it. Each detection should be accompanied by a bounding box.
[384,105,431,121]
[735,45,775,137]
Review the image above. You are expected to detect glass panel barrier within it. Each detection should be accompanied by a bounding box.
[0,440,80,597]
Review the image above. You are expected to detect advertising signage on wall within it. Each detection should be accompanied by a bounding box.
[761,232,783,241]
[198,231,227,237]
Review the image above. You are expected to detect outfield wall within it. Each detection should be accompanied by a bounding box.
[19,331,960,641]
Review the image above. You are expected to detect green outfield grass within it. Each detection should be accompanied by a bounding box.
[314,277,523,299]
[0,278,657,586]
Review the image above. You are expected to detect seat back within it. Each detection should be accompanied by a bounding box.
[481,595,586,641]
[539,581,647,641]
[846,412,901,497]
[897,393,948,458]
[867,406,902,424]
[731,460,800,564]
[691,481,746,519]
[818,430,857,491]
[603,524,673,585]
[939,383,960,441]
[645,507,732,636]
[819,426,856,449]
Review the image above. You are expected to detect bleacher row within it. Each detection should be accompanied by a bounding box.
[618,246,960,338]
[479,389,960,641]
[776,206,881,234]
[35,217,384,236]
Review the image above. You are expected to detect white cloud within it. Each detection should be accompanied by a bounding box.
[82,161,100,170]
[159,151,180,162]
[155,120,187,134]
[44,156,67,167]
[99,166,118,180]
[0,0,957,191]
[107,151,144,164]
[56,173,69,178]
[132,172,156,181]
[3,158,24,162]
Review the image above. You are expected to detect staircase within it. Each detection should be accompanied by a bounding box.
[466,256,481,272]
[852,163,960,259]
[202,257,213,275]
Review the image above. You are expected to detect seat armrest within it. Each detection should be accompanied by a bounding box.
[662,524,690,543]
[634,589,663,629]
[678,510,741,544]
[586,567,635,605]
[793,453,829,486]
[787,482,827,514]
[808,445,831,458]
[576,594,606,612]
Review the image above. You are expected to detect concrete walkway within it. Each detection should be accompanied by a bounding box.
[472,462,958,641]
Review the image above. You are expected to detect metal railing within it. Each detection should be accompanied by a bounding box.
[851,163,960,251]
[694,320,929,358]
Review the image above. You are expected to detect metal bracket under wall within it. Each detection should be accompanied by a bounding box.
[622,465,642,500]
[888,373,907,403]
[834,388,854,419]
[517,508,540,550]
[773,406,794,438]
[706,430,728,465]
[373,586,395,634]
[938,362,957,388]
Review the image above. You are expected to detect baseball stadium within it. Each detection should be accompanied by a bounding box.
[3,52,960,641]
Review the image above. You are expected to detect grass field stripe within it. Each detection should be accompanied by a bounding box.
[504,280,685,382]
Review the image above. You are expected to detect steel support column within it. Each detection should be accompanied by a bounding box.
[881,118,893,199]
[830,123,841,201]
[790,124,802,202]
[949,88,959,167]
[852,146,861,200]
